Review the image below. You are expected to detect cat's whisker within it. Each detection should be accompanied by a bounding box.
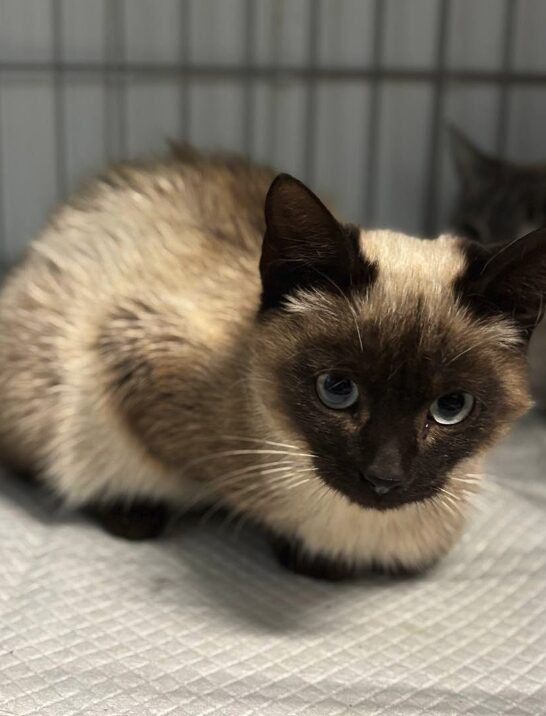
[434,488,463,510]
[450,485,479,497]
[210,498,243,531]
[204,467,317,521]
[233,484,312,523]
[183,434,305,451]
[434,494,457,513]
[448,479,474,496]
[211,461,317,488]
[184,448,318,471]
[222,470,304,493]
[210,459,295,482]
[451,476,479,484]
[197,500,230,526]
[432,495,461,520]
[224,467,317,495]
[446,489,468,505]
[437,486,459,501]
[197,465,302,527]
[280,478,311,491]
[199,482,288,528]
[445,340,487,366]
[214,435,303,450]
[219,494,273,532]
[208,461,295,487]
[227,376,275,391]
[227,482,302,538]
[230,510,253,540]
[227,479,310,512]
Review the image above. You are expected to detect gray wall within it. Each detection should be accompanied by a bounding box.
[0,0,545,264]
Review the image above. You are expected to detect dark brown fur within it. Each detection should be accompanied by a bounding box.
[449,126,546,244]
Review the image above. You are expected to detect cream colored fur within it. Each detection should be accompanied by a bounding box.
[0,152,529,572]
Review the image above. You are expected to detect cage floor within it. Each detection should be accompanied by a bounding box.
[0,413,545,715]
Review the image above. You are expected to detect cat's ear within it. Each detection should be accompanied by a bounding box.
[449,126,495,187]
[259,174,373,310]
[459,227,546,340]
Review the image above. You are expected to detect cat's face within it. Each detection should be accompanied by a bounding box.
[251,175,546,512]
[449,127,546,244]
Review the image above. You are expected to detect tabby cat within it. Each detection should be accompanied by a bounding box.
[450,126,546,408]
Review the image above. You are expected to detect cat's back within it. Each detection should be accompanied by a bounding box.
[1,148,275,328]
[10,147,272,292]
[0,148,274,473]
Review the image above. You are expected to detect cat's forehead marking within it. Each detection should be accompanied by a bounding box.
[355,229,467,329]
[285,228,519,351]
[285,229,466,321]
[359,229,466,292]
[355,229,521,351]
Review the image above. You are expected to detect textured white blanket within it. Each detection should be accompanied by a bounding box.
[1,414,545,715]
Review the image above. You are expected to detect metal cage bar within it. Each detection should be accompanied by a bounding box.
[0,0,542,262]
[243,0,256,157]
[0,72,4,260]
[179,0,191,140]
[423,0,450,236]
[303,0,320,185]
[104,0,128,160]
[0,62,545,85]
[265,2,284,166]
[497,0,516,156]
[364,0,385,226]
[51,0,67,201]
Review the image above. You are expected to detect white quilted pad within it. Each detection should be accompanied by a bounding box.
[1,413,545,715]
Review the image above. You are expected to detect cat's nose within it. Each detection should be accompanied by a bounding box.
[358,469,403,495]
[358,438,406,495]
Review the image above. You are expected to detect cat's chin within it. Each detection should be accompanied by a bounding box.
[319,477,434,512]
[349,492,425,512]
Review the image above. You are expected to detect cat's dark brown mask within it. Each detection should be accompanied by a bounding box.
[449,126,546,244]
[253,174,546,511]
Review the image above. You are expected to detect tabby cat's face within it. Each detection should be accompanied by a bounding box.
[251,174,546,512]
[449,126,546,244]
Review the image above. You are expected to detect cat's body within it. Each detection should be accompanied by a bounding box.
[450,130,546,246]
[0,145,541,579]
[0,149,273,506]
[449,127,546,408]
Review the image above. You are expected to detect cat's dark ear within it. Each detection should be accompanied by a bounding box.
[458,227,546,340]
[259,174,373,310]
[449,126,495,187]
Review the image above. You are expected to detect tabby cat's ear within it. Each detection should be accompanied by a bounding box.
[259,174,373,310]
[449,126,495,187]
[459,227,546,340]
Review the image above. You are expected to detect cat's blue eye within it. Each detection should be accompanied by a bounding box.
[316,372,359,410]
[429,392,474,425]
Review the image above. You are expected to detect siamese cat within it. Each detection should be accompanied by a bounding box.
[449,126,546,409]
[0,144,543,580]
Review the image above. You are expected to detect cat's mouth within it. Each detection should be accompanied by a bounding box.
[317,467,438,511]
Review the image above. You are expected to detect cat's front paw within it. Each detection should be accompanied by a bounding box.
[271,535,436,581]
[85,499,170,541]
[271,536,357,581]
[369,558,436,580]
